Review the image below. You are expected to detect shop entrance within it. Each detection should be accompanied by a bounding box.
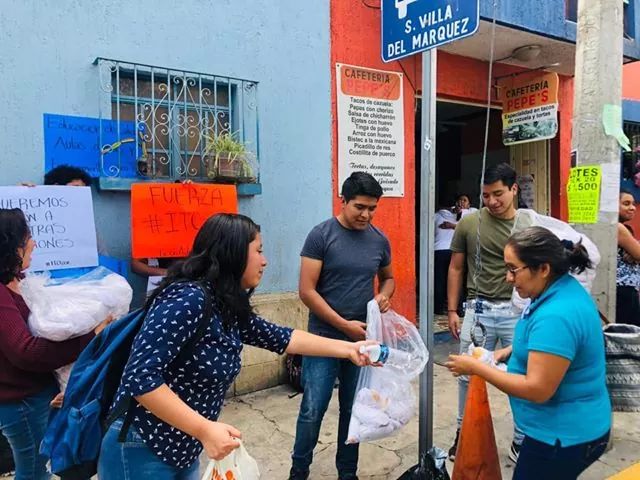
[414,99,550,315]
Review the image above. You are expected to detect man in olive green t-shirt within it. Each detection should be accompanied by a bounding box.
[446,163,525,463]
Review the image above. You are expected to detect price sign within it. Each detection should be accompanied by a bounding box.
[566,166,602,224]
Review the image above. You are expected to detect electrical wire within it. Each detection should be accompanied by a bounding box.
[470,0,499,347]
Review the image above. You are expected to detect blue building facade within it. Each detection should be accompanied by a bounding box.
[0,0,332,303]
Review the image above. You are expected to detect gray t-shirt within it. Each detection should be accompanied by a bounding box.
[301,217,392,339]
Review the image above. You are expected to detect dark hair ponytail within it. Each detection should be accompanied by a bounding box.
[507,226,592,276]
[146,213,260,327]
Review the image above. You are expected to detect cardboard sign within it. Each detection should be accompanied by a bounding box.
[499,72,559,146]
[567,166,602,224]
[336,64,405,197]
[0,186,99,271]
[131,183,238,258]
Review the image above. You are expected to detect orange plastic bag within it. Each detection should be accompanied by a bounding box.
[451,375,502,480]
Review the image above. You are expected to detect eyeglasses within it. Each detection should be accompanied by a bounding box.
[506,265,529,276]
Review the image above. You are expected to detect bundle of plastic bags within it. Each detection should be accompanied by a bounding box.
[21,267,133,389]
[346,300,428,444]
[512,209,600,292]
[22,267,132,341]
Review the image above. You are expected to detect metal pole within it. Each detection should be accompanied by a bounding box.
[418,48,437,455]
[571,0,624,321]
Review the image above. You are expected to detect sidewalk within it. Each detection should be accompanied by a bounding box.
[218,361,639,479]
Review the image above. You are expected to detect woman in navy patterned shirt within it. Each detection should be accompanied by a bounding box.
[98,213,374,479]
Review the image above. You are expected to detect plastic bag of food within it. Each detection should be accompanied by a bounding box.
[346,300,428,444]
[201,442,260,480]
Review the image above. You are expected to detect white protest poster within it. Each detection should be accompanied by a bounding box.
[336,64,405,197]
[0,186,98,271]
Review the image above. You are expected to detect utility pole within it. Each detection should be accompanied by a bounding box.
[572,0,624,321]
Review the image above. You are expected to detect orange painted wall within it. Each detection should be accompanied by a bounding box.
[330,2,576,318]
[556,76,574,221]
[623,62,640,100]
[330,0,417,320]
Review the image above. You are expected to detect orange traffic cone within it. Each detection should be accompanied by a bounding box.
[452,375,502,480]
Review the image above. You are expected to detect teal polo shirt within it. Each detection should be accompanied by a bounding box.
[507,274,611,446]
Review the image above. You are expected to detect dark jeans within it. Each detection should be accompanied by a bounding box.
[0,384,57,480]
[616,285,640,326]
[434,250,451,313]
[291,355,360,477]
[513,431,610,480]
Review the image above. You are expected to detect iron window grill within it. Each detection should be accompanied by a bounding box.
[95,58,259,182]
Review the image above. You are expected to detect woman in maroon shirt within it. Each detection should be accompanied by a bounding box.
[0,208,110,480]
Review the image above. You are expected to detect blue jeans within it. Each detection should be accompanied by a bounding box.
[513,431,610,479]
[0,384,57,480]
[291,355,360,477]
[98,418,199,480]
[458,300,525,445]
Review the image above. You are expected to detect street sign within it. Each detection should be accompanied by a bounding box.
[381,0,480,62]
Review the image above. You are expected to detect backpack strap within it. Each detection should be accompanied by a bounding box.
[114,281,213,442]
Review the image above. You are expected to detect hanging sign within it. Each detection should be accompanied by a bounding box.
[566,166,602,224]
[336,64,405,197]
[0,186,98,271]
[381,0,480,62]
[499,72,559,146]
[131,183,238,258]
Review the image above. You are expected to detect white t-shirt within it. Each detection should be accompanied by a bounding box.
[459,207,478,219]
[146,258,165,293]
[434,209,458,251]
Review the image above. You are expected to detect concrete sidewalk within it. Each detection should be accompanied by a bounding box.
[218,364,639,479]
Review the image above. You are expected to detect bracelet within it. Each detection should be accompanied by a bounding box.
[447,310,458,313]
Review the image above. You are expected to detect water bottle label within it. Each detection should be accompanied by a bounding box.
[378,344,390,364]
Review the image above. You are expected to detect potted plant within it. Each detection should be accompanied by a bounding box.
[204,131,256,183]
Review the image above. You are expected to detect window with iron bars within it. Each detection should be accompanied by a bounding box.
[95,58,259,186]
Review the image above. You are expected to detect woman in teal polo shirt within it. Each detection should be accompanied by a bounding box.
[446,226,611,479]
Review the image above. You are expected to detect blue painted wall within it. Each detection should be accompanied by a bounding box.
[0,0,332,302]
[480,0,640,60]
[624,99,640,123]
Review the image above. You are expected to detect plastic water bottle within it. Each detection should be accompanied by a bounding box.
[359,344,412,368]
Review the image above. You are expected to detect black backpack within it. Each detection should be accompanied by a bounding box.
[285,354,303,393]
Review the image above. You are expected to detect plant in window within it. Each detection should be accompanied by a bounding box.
[204,131,256,183]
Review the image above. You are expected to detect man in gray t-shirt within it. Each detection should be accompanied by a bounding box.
[289,172,395,480]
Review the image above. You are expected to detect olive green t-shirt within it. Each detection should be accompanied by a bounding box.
[450,207,514,300]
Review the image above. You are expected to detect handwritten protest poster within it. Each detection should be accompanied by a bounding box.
[44,113,140,178]
[131,183,238,258]
[0,186,99,271]
[566,166,602,224]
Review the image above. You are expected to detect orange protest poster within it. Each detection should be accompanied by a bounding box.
[498,71,559,145]
[131,183,238,258]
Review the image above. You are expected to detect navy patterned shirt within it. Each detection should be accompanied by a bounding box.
[111,281,293,468]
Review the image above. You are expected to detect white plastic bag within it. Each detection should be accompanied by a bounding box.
[346,300,428,444]
[21,267,132,391]
[21,266,132,341]
[201,443,260,480]
[512,209,600,292]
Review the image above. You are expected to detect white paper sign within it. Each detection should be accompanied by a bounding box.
[336,64,405,197]
[0,186,98,271]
